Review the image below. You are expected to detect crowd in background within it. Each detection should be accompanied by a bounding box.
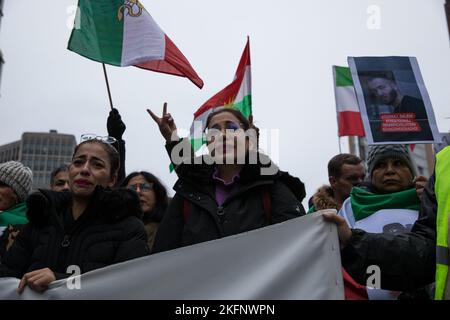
[0,106,447,300]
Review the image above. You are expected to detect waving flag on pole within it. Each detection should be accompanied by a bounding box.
[333,66,364,137]
[189,38,252,151]
[68,0,204,89]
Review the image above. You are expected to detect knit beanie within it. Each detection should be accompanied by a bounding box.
[366,144,417,179]
[0,161,33,202]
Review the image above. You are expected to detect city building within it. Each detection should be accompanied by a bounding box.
[0,130,77,190]
[0,0,5,93]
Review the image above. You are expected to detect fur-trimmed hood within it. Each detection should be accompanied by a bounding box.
[311,185,340,211]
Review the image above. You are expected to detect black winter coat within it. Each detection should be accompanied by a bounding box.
[0,187,149,279]
[341,174,436,291]
[152,152,306,253]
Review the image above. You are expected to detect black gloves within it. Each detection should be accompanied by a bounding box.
[107,108,126,140]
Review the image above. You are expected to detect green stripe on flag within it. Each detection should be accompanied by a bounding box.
[335,66,353,87]
[350,187,420,222]
[233,95,252,118]
[68,0,124,66]
[190,137,205,152]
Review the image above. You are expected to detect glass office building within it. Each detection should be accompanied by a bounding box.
[0,130,77,190]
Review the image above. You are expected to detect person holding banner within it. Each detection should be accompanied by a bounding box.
[149,106,306,253]
[337,144,431,299]
[324,145,440,298]
[0,137,149,293]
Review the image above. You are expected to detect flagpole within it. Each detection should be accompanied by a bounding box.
[338,136,342,154]
[102,63,114,110]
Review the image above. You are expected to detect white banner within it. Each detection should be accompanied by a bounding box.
[0,211,344,300]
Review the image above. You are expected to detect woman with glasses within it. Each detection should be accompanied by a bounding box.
[149,105,306,253]
[121,171,169,250]
[0,138,149,294]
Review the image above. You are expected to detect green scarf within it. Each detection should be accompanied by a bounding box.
[351,187,420,222]
[0,202,28,226]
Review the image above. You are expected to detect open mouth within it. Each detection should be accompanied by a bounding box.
[74,179,93,187]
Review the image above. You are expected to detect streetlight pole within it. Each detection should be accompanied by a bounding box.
[446,0,450,39]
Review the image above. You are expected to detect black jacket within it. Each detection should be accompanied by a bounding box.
[341,174,436,291]
[0,187,149,279]
[152,152,306,253]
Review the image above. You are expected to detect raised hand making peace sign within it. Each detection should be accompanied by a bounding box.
[147,102,179,143]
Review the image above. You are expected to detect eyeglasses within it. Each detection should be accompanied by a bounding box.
[127,182,154,192]
[204,121,243,138]
[80,134,117,145]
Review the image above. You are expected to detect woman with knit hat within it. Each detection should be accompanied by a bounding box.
[336,144,430,299]
[0,161,33,241]
[0,161,33,223]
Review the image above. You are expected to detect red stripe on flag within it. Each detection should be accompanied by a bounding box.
[338,111,365,137]
[343,268,368,300]
[194,38,250,118]
[136,35,204,89]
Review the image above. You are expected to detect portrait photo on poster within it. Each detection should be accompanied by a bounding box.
[348,56,441,145]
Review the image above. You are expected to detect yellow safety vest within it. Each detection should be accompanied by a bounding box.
[435,146,450,300]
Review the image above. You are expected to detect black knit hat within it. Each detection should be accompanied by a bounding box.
[367,144,417,178]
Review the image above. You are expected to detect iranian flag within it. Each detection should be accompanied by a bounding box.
[68,0,203,89]
[332,66,364,137]
[189,38,252,152]
[339,187,420,300]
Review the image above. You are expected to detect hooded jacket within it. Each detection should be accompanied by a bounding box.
[152,152,306,253]
[308,185,340,213]
[0,187,149,279]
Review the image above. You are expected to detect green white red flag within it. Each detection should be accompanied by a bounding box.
[68,0,203,88]
[332,66,364,137]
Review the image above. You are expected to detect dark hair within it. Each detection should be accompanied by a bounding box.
[364,71,396,84]
[205,109,250,131]
[121,171,168,208]
[205,108,259,154]
[328,153,363,179]
[50,164,69,186]
[72,140,120,178]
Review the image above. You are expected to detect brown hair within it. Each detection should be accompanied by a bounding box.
[205,108,250,131]
[328,153,363,179]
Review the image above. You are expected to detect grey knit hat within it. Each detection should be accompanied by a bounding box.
[367,144,417,178]
[0,161,33,202]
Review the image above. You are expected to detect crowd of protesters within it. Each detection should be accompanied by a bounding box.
[0,105,448,300]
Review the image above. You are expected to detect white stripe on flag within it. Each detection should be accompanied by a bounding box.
[235,66,251,102]
[121,9,165,66]
[335,86,359,112]
[190,106,225,138]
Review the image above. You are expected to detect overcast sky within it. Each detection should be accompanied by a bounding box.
[1,0,449,202]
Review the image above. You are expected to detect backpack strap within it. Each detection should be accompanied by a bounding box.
[262,187,272,223]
